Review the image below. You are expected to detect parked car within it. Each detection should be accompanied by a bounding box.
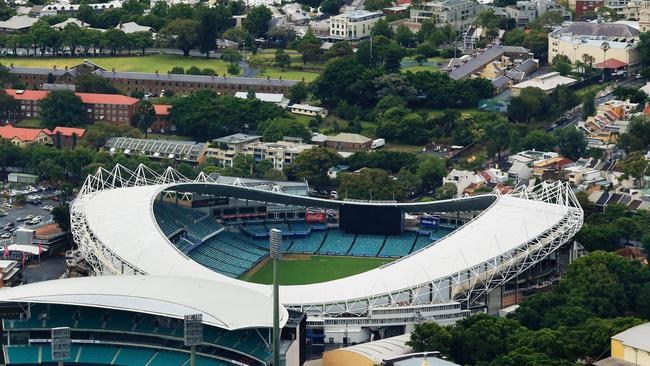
[0,233,10,239]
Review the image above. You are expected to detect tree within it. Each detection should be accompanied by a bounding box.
[158,19,199,56]
[257,117,311,142]
[0,89,17,121]
[41,90,87,129]
[311,56,367,106]
[195,5,231,58]
[52,204,71,232]
[416,155,446,191]
[435,182,457,199]
[639,32,650,67]
[75,74,119,94]
[288,81,308,103]
[371,19,393,38]
[582,91,597,119]
[82,122,143,149]
[243,6,272,38]
[103,28,128,55]
[284,147,340,189]
[133,100,156,137]
[320,0,345,14]
[297,30,321,64]
[221,48,242,65]
[555,128,587,160]
[62,23,83,56]
[338,168,405,200]
[129,31,154,56]
[520,130,557,151]
[552,54,573,76]
[274,48,292,70]
[395,24,414,47]
[364,0,392,10]
[267,26,296,46]
[613,86,648,104]
[508,87,552,123]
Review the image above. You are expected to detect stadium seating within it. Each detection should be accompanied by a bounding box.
[348,235,385,256]
[4,344,234,366]
[288,230,326,253]
[318,231,354,255]
[153,202,223,242]
[430,227,454,241]
[379,232,417,257]
[413,234,434,252]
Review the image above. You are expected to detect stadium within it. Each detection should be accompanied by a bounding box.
[62,163,583,350]
[0,276,304,366]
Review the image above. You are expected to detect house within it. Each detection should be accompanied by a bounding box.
[0,125,51,147]
[0,15,38,33]
[511,72,577,95]
[288,104,328,118]
[442,169,483,197]
[507,161,532,181]
[51,18,89,30]
[50,126,85,149]
[320,133,373,151]
[594,322,650,366]
[116,21,154,34]
[152,104,173,133]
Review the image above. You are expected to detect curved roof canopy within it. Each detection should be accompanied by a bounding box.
[0,276,288,330]
[74,181,572,306]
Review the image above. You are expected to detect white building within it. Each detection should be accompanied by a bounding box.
[288,103,328,117]
[329,10,384,40]
[507,161,533,181]
[548,22,641,74]
[409,0,479,33]
[504,0,571,28]
[234,92,289,108]
[511,71,577,95]
[442,169,483,197]
[206,134,314,170]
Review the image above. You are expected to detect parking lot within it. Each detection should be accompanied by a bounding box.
[1,186,62,239]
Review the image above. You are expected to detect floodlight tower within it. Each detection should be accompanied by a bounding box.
[269,228,282,366]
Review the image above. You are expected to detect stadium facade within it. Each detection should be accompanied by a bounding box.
[70,164,583,345]
[0,276,305,366]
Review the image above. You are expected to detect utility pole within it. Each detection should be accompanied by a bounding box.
[269,228,282,366]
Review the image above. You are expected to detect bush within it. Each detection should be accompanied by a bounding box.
[228,63,241,75]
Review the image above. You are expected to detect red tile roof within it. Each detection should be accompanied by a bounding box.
[154,104,172,115]
[4,89,139,106]
[76,93,139,105]
[595,58,627,69]
[52,126,86,137]
[4,89,48,101]
[0,125,50,142]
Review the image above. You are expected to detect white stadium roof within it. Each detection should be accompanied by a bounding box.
[0,276,288,330]
[72,166,581,310]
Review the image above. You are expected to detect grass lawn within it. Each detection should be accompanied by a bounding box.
[16,119,44,128]
[258,67,320,82]
[146,133,194,141]
[576,82,609,98]
[402,65,438,73]
[384,143,424,153]
[0,55,236,75]
[241,254,393,285]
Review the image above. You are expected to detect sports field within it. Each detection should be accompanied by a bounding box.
[0,55,234,75]
[241,254,393,285]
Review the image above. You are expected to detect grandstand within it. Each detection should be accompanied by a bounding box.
[0,276,300,366]
[71,164,583,345]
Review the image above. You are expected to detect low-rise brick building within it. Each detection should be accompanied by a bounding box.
[3,89,138,125]
[51,126,86,149]
[6,61,298,96]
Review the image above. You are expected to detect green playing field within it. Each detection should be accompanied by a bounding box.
[241,255,393,285]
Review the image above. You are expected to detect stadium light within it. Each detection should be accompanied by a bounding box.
[269,228,282,366]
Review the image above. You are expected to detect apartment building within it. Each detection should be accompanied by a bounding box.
[504,0,571,28]
[3,89,139,125]
[409,0,479,33]
[205,133,314,170]
[548,22,641,74]
[329,10,384,40]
